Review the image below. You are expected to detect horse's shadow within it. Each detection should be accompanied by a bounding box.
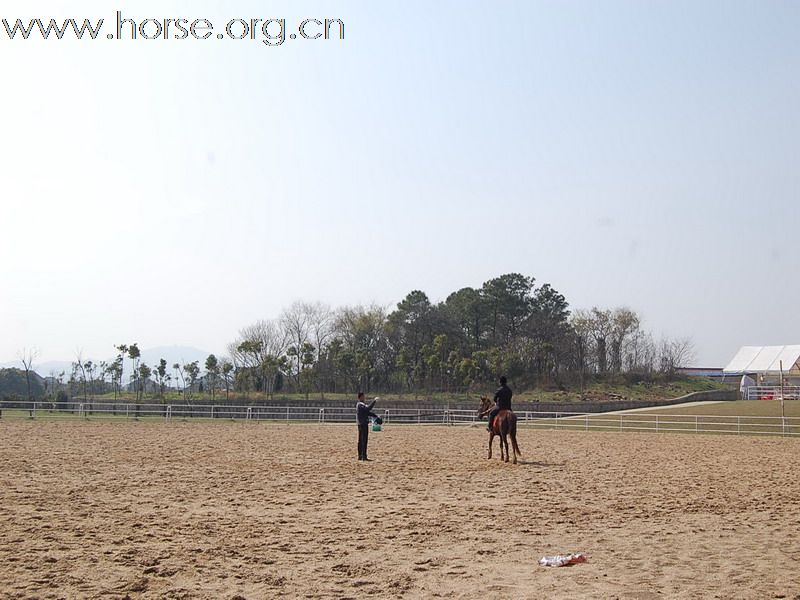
[486,458,565,468]
[514,459,564,468]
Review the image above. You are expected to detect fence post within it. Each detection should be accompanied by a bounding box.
[656,415,659,433]
[417,409,421,425]
[385,408,390,425]
[319,408,325,424]
[695,415,698,434]
[737,416,741,435]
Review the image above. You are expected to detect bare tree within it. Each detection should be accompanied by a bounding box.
[307,302,334,397]
[230,319,289,398]
[73,351,88,402]
[624,330,657,373]
[587,308,614,374]
[18,347,38,412]
[610,307,641,373]
[281,302,313,392]
[658,337,696,376]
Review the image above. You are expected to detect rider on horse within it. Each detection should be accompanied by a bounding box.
[487,375,513,432]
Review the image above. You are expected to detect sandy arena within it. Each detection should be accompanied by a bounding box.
[1,420,799,600]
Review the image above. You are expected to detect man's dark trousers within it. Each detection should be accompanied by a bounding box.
[358,423,370,460]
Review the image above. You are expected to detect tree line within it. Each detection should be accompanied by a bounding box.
[19,273,695,403]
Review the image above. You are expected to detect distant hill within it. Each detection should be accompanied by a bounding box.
[0,346,216,380]
[0,368,46,400]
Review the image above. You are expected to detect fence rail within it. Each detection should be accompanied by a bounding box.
[0,401,797,437]
[745,386,800,401]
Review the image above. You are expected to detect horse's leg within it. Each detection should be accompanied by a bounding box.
[511,433,517,464]
[499,432,507,462]
[510,427,518,464]
[509,417,520,464]
[487,432,494,459]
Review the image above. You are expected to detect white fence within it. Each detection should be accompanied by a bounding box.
[745,386,800,401]
[1,401,798,438]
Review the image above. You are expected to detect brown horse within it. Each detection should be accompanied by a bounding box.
[477,396,522,464]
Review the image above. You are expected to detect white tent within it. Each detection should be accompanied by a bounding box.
[723,345,800,376]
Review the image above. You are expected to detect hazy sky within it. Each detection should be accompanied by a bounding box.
[2,0,798,367]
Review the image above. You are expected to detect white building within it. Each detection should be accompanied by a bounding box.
[723,345,800,399]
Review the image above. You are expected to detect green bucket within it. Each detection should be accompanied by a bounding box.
[372,421,382,432]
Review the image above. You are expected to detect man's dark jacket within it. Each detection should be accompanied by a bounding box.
[357,400,378,425]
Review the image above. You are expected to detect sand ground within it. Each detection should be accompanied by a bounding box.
[1,420,799,600]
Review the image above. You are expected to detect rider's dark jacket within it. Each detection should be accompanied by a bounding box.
[493,384,513,410]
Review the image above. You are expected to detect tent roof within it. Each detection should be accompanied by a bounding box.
[723,345,800,375]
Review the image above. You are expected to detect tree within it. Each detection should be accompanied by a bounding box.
[518,283,571,382]
[127,344,141,396]
[572,308,614,374]
[229,320,289,396]
[84,361,97,401]
[115,344,128,396]
[156,359,168,399]
[658,337,696,376]
[625,330,657,373]
[333,305,391,392]
[308,303,334,396]
[173,363,186,402]
[205,354,219,402]
[106,356,122,402]
[609,308,641,373]
[481,273,535,345]
[443,287,488,351]
[18,347,38,404]
[424,334,452,392]
[220,359,234,402]
[72,351,88,403]
[388,291,433,391]
[137,363,151,402]
[97,361,108,397]
[184,361,200,401]
[280,302,313,393]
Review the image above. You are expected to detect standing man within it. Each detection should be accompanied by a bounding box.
[356,392,380,461]
[739,373,755,400]
[487,375,513,432]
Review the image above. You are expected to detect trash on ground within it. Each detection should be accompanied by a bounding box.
[538,553,588,567]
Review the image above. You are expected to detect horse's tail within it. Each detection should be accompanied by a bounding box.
[510,414,522,456]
